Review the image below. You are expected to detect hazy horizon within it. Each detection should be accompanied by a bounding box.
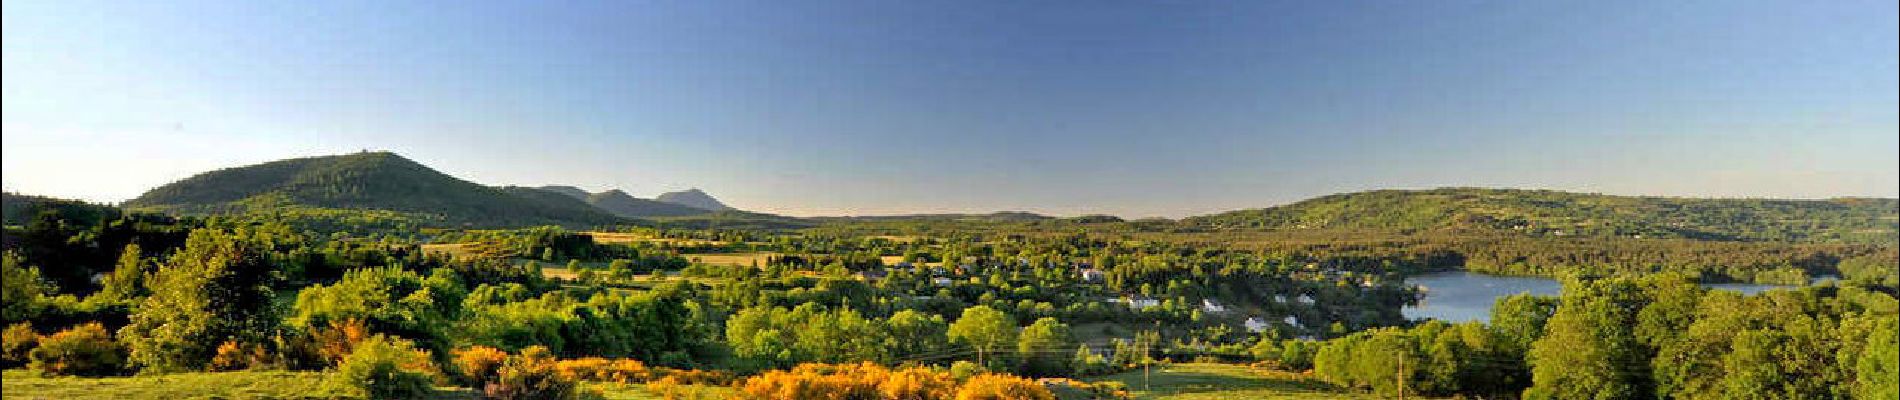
[6,1,1896,217]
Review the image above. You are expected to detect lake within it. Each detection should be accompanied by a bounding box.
[1401,271,1802,322]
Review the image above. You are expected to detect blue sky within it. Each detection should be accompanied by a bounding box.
[4,1,1895,217]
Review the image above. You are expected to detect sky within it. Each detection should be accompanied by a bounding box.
[3,1,1896,218]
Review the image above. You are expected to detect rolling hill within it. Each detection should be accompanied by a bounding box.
[125,152,626,228]
[1183,188,1899,243]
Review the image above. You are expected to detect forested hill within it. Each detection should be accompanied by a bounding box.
[2,192,117,226]
[124,151,625,227]
[654,188,734,211]
[1183,188,1899,243]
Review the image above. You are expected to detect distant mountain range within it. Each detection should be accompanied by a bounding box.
[533,186,710,218]
[18,152,1893,241]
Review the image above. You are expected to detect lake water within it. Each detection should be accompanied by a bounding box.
[1401,271,1801,322]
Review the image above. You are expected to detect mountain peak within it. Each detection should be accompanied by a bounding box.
[655,188,733,211]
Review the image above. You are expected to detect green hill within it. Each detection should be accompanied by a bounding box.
[3,192,119,226]
[125,152,625,228]
[1184,188,1898,243]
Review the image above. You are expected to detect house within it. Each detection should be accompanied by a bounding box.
[856,269,888,281]
[1243,317,1269,333]
[1115,296,1160,309]
[1200,299,1227,313]
[1296,295,1315,305]
[932,277,955,287]
[1078,268,1105,283]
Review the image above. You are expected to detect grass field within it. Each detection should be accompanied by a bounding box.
[588,382,734,400]
[1085,363,1386,400]
[0,369,417,399]
[0,370,730,400]
[680,252,777,267]
[583,232,731,247]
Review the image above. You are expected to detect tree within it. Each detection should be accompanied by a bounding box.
[93,243,147,305]
[949,306,1017,370]
[1015,317,1074,377]
[1856,316,1898,400]
[119,229,279,372]
[290,267,465,350]
[1490,293,1558,354]
[1,252,51,322]
[885,310,949,361]
[1524,278,1652,400]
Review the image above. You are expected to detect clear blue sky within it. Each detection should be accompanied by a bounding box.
[4,1,1895,217]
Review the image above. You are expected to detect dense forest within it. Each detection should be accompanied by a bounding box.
[2,154,1895,399]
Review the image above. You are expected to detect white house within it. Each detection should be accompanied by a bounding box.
[1115,296,1160,309]
[1078,268,1105,283]
[1200,299,1227,313]
[1243,317,1269,333]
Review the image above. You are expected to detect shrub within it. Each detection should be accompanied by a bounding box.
[324,335,438,399]
[28,322,125,376]
[950,360,986,380]
[453,345,510,386]
[954,374,1055,400]
[2,322,37,368]
[208,340,272,371]
[880,367,958,400]
[312,318,371,366]
[484,346,594,400]
[554,357,613,381]
[604,359,651,383]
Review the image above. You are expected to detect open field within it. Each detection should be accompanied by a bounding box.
[0,369,456,399]
[584,232,732,247]
[589,382,734,400]
[680,252,778,267]
[1085,363,1387,400]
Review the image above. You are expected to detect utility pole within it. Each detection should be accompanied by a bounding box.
[1396,352,1405,400]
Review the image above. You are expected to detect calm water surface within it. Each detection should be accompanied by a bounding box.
[1402,271,1801,322]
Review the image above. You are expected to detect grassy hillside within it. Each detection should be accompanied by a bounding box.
[1184,188,1898,243]
[124,152,625,228]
